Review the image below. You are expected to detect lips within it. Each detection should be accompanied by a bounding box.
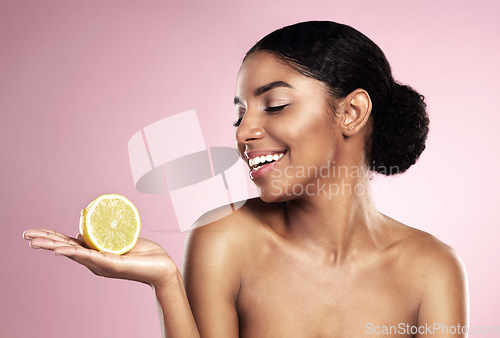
[244,150,287,179]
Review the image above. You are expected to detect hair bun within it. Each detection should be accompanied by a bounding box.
[369,82,430,175]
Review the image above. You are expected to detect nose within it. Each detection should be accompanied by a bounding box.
[235,111,265,145]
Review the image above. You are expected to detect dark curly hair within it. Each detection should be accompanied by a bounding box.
[245,21,429,175]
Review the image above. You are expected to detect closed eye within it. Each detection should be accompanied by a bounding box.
[264,104,289,113]
[233,104,289,127]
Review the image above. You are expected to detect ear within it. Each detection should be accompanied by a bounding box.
[340,89,372,137]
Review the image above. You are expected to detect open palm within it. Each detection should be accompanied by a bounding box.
[23,229,178,288]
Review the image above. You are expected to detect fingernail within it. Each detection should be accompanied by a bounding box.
[28,242,39,249]
[22,231,33,240]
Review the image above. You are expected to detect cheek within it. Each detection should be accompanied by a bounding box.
[292,113,339,168]
[284,107,336,147]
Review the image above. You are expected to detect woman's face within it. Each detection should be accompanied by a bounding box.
[234,51,344,202]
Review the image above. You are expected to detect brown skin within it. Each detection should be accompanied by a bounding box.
[23,51,468,337]
[184,52,468,337]
[185,200,468,337]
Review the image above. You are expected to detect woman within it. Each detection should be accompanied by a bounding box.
[23,21,468,337]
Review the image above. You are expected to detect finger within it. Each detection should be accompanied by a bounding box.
[53,246,104,274]
[22,230,34,240]
[54,246,124,276]
[23,229,48,240]
[24,229,81,246]
[59,246,122,267]
[29,236,83,251]
[40,228,77,242]
[24,229,67,240]
[54,245,97,260]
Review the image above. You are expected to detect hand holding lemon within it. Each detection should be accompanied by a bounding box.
[23,194,178,288]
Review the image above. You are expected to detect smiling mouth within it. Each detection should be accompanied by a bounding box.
[248,152,285,171]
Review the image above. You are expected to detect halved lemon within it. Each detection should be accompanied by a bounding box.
[79,194,141,255]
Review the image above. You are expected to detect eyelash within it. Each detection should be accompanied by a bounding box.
[233,104,289,127]
[264,104,289,113]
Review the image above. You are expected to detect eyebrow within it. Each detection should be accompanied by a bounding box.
[233,81,295,105]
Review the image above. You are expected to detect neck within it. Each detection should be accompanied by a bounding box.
[282,166,383,265]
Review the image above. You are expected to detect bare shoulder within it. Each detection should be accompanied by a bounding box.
[382,218,469,328]
[186,198,272,242]
[398,221,464,272]
[384,216,468,297]
[183,198,279,271]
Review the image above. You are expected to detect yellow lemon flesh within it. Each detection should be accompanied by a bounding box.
[80,194,141,255]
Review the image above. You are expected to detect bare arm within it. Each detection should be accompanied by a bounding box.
[416,246,469,338]
[182,222,242,337]
[154,271,200,338]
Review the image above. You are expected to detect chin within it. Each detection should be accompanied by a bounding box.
[255,176,305,203]
[258,194,280,204]
[257,187,294,204]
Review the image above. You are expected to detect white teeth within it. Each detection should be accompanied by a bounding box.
[248,152,285,169]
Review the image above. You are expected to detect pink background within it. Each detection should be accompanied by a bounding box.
[2,0,499,337]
